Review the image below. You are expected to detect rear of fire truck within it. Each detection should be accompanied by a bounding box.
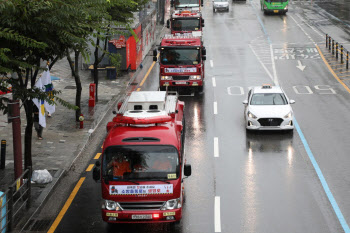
[167,10,204,37]
[93,91,191,224]
[154,34,206,92]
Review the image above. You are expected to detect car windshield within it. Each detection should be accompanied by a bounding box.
[250,93,287,105]
[161,48,200,65]
[102,145,179,181]
[172,19,200,31]
[175,0,200,7]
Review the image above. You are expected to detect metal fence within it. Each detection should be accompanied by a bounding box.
[326,34,349,69]
[0,168,31,232]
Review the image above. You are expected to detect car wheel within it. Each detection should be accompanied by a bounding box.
[213,8,215,12]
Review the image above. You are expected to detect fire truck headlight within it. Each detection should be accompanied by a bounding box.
[161,76,172,80]
[161,198,181,210]
[103,200,122,211]
[189,75,201,80]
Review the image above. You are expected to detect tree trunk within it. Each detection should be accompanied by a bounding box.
[93,35,100,102]
[23,100,33,170]
[67,50,82,122]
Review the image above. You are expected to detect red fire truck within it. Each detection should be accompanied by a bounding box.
[93,91,191,224]
[171,0,203,10]
[154,34,206,92]
[167,9,204,37]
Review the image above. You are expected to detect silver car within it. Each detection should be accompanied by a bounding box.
[213,0,229,12]
[243,84,295,132]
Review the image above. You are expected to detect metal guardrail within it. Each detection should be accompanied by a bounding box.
[326,34,349,69]
[0,168,31,232]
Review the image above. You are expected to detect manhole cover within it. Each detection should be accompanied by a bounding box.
[64,86,76,89]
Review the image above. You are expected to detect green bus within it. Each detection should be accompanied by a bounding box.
[261,0,288,14]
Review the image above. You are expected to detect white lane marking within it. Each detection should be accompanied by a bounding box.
[212,77,216,87]
[296,13,324,38]
[296,60,306,71]
[210,60,214,67]
[290,15,316,44]
[215,196,221,232]
[249,44,274,81]
[214,137,219,158]
[270,44,279,85]
[214,102,218,115]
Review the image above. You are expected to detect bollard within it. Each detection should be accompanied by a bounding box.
[79,114,84,129]
[347,52,349,69]
[336,43,338,59]
[0,140,5,169]
[326,34,328,48]
[341,45,344,63]
[329,37,331,50]
[332,40,334,55]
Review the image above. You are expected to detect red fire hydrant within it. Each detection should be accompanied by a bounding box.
[79,114,84,129]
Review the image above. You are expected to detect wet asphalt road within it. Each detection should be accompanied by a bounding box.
[34,0,350,232]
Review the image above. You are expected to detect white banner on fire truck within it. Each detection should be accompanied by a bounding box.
[109,185,173,195]
[165,68,196,73]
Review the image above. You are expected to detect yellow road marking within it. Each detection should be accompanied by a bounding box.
[316,45,350,93]
[337,70,350,74]
[137,88,141,91]
[139,54,160,87]
[86,164,94,172]
[94,153,101,160]
[48,177,86,233]
[338,74,350,78]
[330,63,346,67]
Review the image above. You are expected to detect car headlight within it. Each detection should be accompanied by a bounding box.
[103,200,122,211]
[264,4,267,9]
[189,75,201,80]
[248,111,257,119]
[284,112,292,119]
[161,198,181,210]
[161,76,172,80]
[284,5,288,10]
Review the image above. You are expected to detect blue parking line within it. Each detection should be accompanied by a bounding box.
[294,119,350,233]
[250,0,272,44]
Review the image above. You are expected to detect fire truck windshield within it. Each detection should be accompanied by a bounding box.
[103,145,179,181]
[175,0,200,8]
[161,48,200,65]
[172,19,200,31]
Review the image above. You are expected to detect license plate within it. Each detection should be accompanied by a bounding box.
[176,82,187,85]
[132,214,152,220]
[274,10,279,13]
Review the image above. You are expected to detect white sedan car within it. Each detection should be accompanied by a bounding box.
[243,84,295,131]
[213,0,229,12]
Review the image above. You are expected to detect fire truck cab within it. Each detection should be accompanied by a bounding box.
[93,91,191,224]
[154,35,206,92]
[167,9,204,37]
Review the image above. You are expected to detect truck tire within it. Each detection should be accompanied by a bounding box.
[159,86,166,91]
[213,8,215,12]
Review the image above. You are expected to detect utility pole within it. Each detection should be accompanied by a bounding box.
[8,99,23,180]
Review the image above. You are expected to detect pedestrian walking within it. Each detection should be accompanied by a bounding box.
[33,103,43,140]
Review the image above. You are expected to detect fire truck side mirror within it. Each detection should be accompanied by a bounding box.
[202,47,206,56]
[201,1,204,6]
[171,0,174,7]
[202,55,206,61]
[201,19,205,27]
[153,49,158,61]
[167,19,170,28]
[93,161,101,181]
[184,164,192,177]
